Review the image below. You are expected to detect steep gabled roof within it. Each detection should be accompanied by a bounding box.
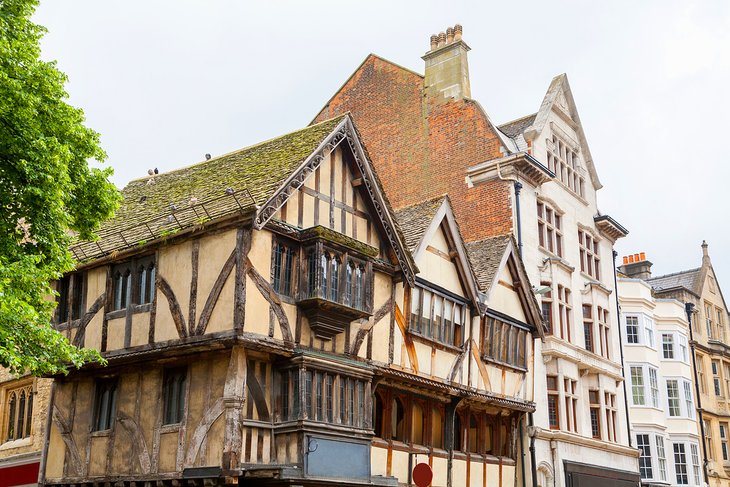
[498,113,537,138]
[393,195,480,308]
[647,268,702,295]
[464,235,512,293]
[516,74,602,190]
[465,235,544,335]
[71,116,348,262]
[393,195,447,252]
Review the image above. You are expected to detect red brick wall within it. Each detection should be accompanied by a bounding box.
[314,55,514,242]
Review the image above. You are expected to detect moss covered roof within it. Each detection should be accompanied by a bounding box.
[72,115,348,262]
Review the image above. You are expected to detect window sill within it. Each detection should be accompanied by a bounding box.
[0,437,32,450]
[408,331,463,353]
[159,423,182,434]
[54,318,82,331]
[481,356,528,374]
[106,303,153,320]
[90,429,112,437]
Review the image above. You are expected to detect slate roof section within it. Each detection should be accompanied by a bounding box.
[71,115,348,262]
[647,268,701,294]
[393,195,447,252]
[464,235,512,292]
[498,113,536,138]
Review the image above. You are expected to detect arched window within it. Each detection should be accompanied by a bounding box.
[5,385,34,441]
[431,406,444,449]
[6,392,16,441]
[330,257,339,301]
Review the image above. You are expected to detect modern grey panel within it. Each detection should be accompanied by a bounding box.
[305,436,370,479]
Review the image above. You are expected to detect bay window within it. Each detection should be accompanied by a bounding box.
[483,313,528,369]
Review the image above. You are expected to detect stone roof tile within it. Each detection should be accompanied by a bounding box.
[72,115,348,262]
[647,268,701,293]
[464,235,512,292]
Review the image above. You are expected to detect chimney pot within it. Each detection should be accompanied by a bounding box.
[454,24,463,40]
[437,32,446,47]
[640,252,646,261]
[446,27,454,43]
[623,256,628,265]
[634,253,640,262]
[430,34,438,50]
[628,255,634,263]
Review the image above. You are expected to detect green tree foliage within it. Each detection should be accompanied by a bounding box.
[0,0,120,375]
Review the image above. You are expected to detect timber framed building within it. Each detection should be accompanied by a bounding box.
[312,24,639,487]
[41,114,544,487]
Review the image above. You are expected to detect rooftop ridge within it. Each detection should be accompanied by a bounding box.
[498,112,538,129]
[127,113,349,185]
[647,267,701,282]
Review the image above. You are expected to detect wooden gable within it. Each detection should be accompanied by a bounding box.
[254,115,416,285]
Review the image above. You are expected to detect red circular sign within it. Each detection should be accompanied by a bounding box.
[413,462,433,487]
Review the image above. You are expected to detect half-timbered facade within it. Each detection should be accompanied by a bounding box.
[42,114,543,487]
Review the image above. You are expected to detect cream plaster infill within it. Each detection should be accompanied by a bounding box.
[542,335,624,380]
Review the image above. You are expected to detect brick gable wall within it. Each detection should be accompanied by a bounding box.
[313,55,514,242]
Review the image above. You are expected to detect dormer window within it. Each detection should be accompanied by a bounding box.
[547,134,585,198]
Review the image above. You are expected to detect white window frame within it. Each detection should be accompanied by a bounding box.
[623,313,655,348]
[665,377,695,419]
[660,331,689,364]
[629,364,660,408]
[636,432,670,483]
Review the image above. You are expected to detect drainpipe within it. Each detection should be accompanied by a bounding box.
[514,181,523,257]
[496,163,523,256]
[612,250,632,448]
[686,302,710,484]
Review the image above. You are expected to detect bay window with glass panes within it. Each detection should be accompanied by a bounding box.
[278,361,371,431]
[623,313,655,348]
[629,364,660,408]
[298,241,373,339]
[408,283,467,348]
[635,432,670,483]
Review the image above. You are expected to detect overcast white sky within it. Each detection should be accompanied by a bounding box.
[35,0,730,285]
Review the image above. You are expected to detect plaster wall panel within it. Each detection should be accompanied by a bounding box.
[106,317,125,351]
[130,312,150,347]
[158,431,178,472]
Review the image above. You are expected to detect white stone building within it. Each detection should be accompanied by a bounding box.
[490,75,640,486]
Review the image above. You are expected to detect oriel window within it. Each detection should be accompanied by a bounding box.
[272,240,296,297]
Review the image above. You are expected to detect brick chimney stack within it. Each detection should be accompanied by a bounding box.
[618,252,653,281]
[423,24,471,104]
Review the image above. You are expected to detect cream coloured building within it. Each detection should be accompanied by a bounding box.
[646,243,730,487]
[619,254,704,486]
